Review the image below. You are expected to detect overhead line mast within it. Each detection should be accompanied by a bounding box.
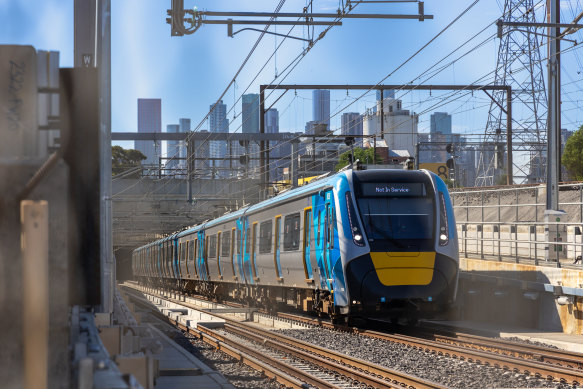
[166,0,432,40]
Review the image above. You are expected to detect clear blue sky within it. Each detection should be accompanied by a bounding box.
[2,0,583,150]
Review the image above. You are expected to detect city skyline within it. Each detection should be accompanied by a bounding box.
[135,98,161,165]
[9,1,583,155]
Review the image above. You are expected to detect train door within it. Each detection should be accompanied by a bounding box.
[197,231,207,280]
[217,232,223,279]
[193,238,199,278]
[204,235,211,280]
[161,242,167,278]
[250,222,259,282]
[303,208,314,282]
[273,216,283,280]
[169,241,176,278]
[242,221,253,284]
[231,228,237,281]
[319,207,330,284]
[235,219,247,283]
[179,241,187,279]
[188,239,198,279]
[164,242,170,278]
[325,193,340,289]
[174,240,181,279]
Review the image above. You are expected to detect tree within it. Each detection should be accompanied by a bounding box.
[335,147,382,171]
[112,146,147,176]
[562,126,583,180]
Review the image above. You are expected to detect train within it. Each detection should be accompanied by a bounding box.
[132,168,459,323]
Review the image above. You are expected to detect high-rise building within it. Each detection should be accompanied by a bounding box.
[265,108,279,133]
[209,100,229,133]
[312,90,330,128]
[165,118,190,172]
[166,124,180,170]
[136,98,161,166]
[209,101,229,178]
[242,94,259,133]
[430,112,452,137]
[341,112,363,137]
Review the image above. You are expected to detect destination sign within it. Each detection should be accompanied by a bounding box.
[361,183,425,197]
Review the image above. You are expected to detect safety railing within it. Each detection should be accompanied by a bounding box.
[450,182,583,267]
[457,221,583,267]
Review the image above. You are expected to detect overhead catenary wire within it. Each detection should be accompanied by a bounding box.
[118,0,583,229]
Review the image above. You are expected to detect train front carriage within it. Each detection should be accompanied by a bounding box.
[342,169,459,320]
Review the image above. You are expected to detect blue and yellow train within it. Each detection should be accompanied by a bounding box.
[132,168,459,322]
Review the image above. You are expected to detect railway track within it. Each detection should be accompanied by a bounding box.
[121,283,583,386]
[272,312,583,386]
[398,323,583,370]
[122,284,444,389]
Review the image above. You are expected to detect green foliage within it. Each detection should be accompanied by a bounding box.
[562,126,583,180]
[335,147,382,171]
[112,146,147,176]
[442,177,454,188]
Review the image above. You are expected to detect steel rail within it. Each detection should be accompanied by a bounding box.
[122,284,583,385]
[123,288,320,389]
[201,324,391,389]
[220,321,443,389]
[407,325,583,370]
[122,284,442,388]
[274,312,583,385]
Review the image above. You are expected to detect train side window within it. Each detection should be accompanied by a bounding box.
[209,235,217,258]
[283,213,300,251]
[259,220,272,254]
[245,227,251,253]
[221,231,231,257]
[327,206,335,249]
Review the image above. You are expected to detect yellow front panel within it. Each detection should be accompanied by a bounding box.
[370,252,436,286]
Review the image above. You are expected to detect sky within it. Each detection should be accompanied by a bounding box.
[2,0,583,153]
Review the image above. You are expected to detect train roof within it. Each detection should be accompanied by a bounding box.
[133,169,441,251]
[135,170,348,250]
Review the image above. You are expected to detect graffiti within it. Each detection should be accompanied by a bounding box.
[6,60,26,131]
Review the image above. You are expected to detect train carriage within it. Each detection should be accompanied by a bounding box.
[132,168,459,321]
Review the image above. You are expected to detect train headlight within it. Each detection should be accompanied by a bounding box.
[345,192,365,247]
[438,192,450,246]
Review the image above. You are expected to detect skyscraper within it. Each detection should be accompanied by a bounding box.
[265,108,279,133]
[166,124,180,170]
[209,101,229,177]
[341,112,363,136]
[209,100,229,133]
[430,112,452,137]
[312,90,330,128]
[242,94,259,133]
[166,118,190,172]
[136,98,161,165]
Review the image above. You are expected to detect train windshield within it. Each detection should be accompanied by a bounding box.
[355,182,434,251]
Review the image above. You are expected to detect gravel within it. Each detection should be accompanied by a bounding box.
[147,317,283,389]
[500,336,560,349]
[275,327,579,389]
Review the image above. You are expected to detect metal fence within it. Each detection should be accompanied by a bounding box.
[450,182,583,267]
